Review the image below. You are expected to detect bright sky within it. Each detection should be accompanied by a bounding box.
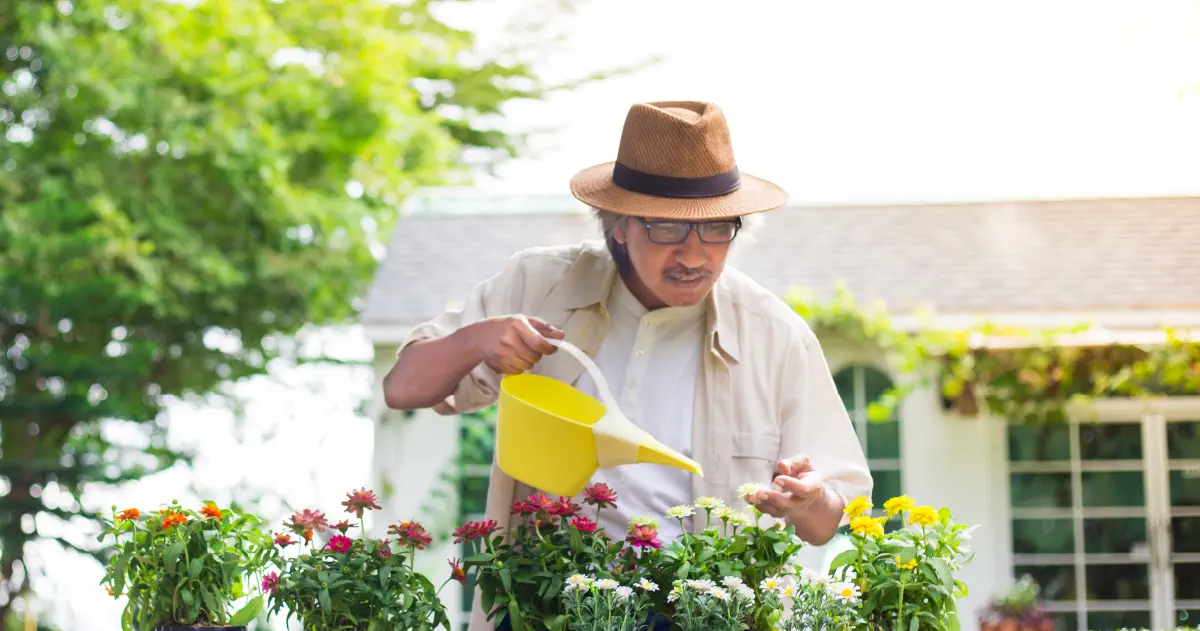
[43,1,1200,629]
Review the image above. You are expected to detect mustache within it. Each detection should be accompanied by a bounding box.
[664,266,711,278]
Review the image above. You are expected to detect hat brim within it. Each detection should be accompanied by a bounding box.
[569,162,789,220]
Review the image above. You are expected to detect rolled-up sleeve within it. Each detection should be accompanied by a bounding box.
[778,326,873,526]
[398,251,529,415]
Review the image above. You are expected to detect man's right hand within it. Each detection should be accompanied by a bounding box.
[469,315,565,375]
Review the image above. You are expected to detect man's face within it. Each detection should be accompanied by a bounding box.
[614,217,739,309]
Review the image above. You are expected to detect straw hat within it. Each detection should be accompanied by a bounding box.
[569,100,788,220]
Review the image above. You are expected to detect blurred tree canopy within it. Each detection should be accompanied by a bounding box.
[0,0,628,624]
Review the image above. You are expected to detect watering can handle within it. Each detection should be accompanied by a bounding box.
[543,338,622,414]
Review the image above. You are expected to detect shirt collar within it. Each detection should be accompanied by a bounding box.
[552,241,741,364]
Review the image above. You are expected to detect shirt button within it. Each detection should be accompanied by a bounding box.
[635,350,645,357]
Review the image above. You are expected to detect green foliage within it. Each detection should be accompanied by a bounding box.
[789,283,1200,425]
[97,501,274,630]
[561,577,656,631]
[0,0,627,618]
[829,497,975,631]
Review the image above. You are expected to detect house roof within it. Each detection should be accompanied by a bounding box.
[361,189,1200,328]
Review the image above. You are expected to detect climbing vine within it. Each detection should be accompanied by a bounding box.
[788,283,1200,425]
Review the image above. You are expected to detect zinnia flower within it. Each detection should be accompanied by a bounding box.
[627,516,659,531]
[325,534,353,553]
[569,516,598,533]
[388,520,433,550]
[908,505,938,527]
[262,571,279,593]
[594,578,619,590]
[377,539,393,558]
[199,502,222,519]
[274,532,295,547]
[626,524,661,550]
[287,509,329,542]
[448,558,467,584]
[334,520,353,534]
[736,482,767,501]
[342,487,382,519]
[582,483,618,508]
[694,496,724,511]
[549,496,581,517]
[453,519,499,543]
[565,574,593,592]
[116,508,140,522]
[162,512,188,530]
[665,505,694,519]
[843,496,872,519]
[525,493,558,513]
[849,514,885,538]
[883,495,916,517]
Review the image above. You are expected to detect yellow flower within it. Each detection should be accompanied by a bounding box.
[883,495,915,518]
[843,496,872,519]
[895,555,918,570]
[849,515,885,538]
[908,505,938,527]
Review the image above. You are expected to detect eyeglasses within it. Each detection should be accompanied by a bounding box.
[636,217,742,245]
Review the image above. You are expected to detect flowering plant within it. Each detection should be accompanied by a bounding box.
[98,500,273,630]
[979,574,1054,631]
[642,484,805,630]
[666,576,757,631]
[561,574,658,631]
[264,488,454,631]
[757,571,863,630]
[828,495,976,631]
[458,483,652,631]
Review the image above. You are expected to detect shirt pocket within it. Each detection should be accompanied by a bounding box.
[727,430,781,489]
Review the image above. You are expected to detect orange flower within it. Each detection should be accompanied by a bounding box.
[200,502,223,519]
[117,508,140,521]
[105,586,122,597]
[448,558,466,585]
[162,512,189,530]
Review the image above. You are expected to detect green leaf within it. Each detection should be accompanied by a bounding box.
[319,587,331,611]
[828,548,857,570]
[380,564,391,589]
[771,541,791,555]
[188,557,203,578]
[507,601,527,631]
[229,596,263,626]
[500,566,512,593]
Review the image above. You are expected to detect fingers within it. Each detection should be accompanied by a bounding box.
[776,455,813,478]
[747,488,792,518]
[515,316,559,355]
[773,472,823,498]
[527,316,566,341]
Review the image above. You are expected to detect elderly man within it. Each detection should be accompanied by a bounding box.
[384,100,872,630]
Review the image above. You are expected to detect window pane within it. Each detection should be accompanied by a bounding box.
[1084,563,1149,600]
[1087,610,1151,629]
[1175,563,1200,600]
[1082,517,1146,555]
[1011,473,1072,508]
[859,366,893,411]
[1048,612,1078,631]
[1008,424,1070,462]
[1079,423,1142,460]
[1014,564,1076,601]
[1012,518,1073,555]
[1167,420,1200,460]
[871,469,901,509]
[1171,516,1200,553]
[866,420,900,459]
[460,476,489,515]
[1081,471,1145,507]
[1170,470,1200,506]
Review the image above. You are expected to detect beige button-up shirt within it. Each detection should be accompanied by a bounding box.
[401,240,872,631]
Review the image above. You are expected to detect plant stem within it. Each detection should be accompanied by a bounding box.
[897,581,906,631]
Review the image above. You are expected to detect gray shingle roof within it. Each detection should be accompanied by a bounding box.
[361,191,1200,326]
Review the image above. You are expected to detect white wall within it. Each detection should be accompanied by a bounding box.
[820,337,1011,631]
[368,339,469,631]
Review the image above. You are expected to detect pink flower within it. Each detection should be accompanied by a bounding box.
[334,520,353,534]
[342,488,382,519]
[570,516,598,533]
[325,534,353,553]
[388,520,433,550]
[274,532,295,547]
[527,493,558,513]
[549,496,581,517]
[287,509,329,543]
[627,525,661,550]
[262,572,279,593]
[449,558,466,585]
[453,519,500,543]
[583,483,618,508]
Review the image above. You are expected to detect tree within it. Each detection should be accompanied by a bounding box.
[0,0,632,626]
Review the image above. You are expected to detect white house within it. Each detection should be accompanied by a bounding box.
[360,188,1200,631]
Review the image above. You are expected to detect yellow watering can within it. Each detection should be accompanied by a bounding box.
[496,337,704,498]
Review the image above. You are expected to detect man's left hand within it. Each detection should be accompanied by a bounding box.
[746,455,825,520]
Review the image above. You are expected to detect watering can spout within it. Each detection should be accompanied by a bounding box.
[636,440,704,477]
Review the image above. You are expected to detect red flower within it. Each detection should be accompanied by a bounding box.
[388,520,433,551]
[626,525,661,550]
[262,571,279,593]
[325,534,353,553]
[453,519,499,543]
[162,512,188,530]
[274,532,295,547]
[583,483,618,508]
[334,520,353,534]
[448,558,466,585]
[549,496,581,517]
[570,516,598,533]
[510,500,535,515]
[527,493,558,513]
[377,539,393,558]
[116,508,140,521]
[342,487,382,519]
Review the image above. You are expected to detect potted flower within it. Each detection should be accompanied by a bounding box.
[457,482,660,631]
[263,487,454,631]
[827,494,978,631]
[642,483,805,631]
[98,500,274,631]
[979,574,1055,631]
[757,571,863,630]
